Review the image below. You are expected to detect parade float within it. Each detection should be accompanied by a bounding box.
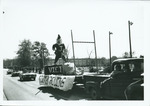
[39,62,84,91]
[39,30,98,91]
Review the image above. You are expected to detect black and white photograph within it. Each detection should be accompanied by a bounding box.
[0,0,150,106]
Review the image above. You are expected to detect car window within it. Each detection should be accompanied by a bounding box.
[129,61,143,73]
[141,63,144,71]
[113,64,125,72]
[129,63,134,72]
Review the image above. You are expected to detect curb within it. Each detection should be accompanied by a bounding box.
[3,92,7,100]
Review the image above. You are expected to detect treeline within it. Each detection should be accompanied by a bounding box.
[3,39,50,70]
[3,56,117,69]
[3,39,144,70]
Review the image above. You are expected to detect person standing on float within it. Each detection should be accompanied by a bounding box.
[52,34,67,65]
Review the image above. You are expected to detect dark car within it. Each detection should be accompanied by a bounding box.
[7,69,13,74]
[124,74,144,100]
[84,58,144,100]
[19,72,36,81]
[11,71,21,77]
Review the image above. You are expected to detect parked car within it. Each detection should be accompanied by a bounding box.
[19,71,36,81]
[124,74,144,100]
[11,66,22,77]
[84,58,144,100]
[7,69,13,75]
[11,71,21,77]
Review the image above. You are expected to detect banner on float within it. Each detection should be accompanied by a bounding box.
[39,75,75,91]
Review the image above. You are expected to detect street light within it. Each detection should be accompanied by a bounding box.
[128,20,133,58]
[109,31,113,67]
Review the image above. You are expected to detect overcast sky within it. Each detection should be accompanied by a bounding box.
[1,0,148,59]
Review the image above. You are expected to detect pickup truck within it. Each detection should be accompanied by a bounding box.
[84,58,144,100]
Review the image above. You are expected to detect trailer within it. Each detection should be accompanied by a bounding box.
[39,64,85,91]
[39,30,98,91]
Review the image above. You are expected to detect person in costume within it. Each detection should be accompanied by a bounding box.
[52,34,67,64]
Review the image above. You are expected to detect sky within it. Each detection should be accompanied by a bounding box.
[0,0,148,59]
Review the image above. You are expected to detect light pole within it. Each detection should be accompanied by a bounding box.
[109,31,113,67]
[128,20,133,58]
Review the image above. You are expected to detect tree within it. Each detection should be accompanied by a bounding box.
[111,56,118,62]
[87,50,93,66]
[16,39,32,67]
[32,41,50,70]
[65,45,70,61]
[140,55,144,58]
[3,59,13,68]
[122,52,135,58]
[100,57,107,66]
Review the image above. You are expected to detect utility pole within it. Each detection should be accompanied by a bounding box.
[71,30,76,72]
[109,31,113,67]
[128,20,133,58]
[93,30,98,72]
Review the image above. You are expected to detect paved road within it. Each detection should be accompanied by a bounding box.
[3,69,90,101]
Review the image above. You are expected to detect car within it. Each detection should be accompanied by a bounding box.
[11,71,21,77]
[19,72,36,81]
[7,69,13,74]
[124,74,144,100]
[84,58,144,100]
[11,66,22,77]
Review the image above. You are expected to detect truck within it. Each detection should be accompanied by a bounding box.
[83,58,144,100]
